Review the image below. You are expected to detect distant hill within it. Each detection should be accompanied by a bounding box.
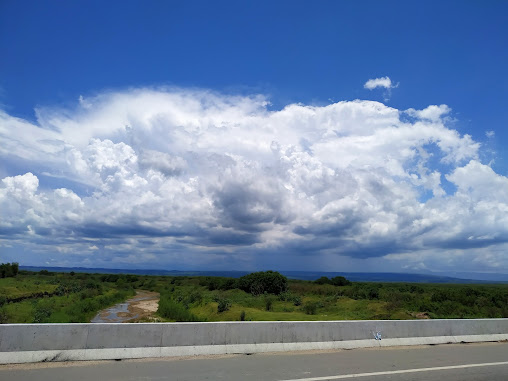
[19,266,506,283]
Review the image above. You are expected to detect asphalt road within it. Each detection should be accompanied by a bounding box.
[1,342,508,381]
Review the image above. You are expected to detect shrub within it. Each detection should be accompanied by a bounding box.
[0,262,19,278]
[0,308,8,324]
[314,276,332,285]
[158,295,199,321]
[238,271,288,296]
[265,296,274,311]
[217,298,232,313]
[367,287,380,300]
[125,275,139,283]
[188,291,203,305]
[33,306,53,323]
[100,274,119,282]
[303,302,318,315]
[200,277,238,291]
[330,276,351,286]
[278,291,293,301]
[293,296,302,306]
[78,299,99,313]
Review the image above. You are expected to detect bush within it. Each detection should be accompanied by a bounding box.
[78,299,99,313]
[265,296,274,311]
[293,296,302,306]
[330,276,351,286]
[367,287,380,300]
[188,291,203,305]
[303,302,318,315]
[200,277,238,291]
[0,308,8,324]
[158,295,199,321]
[100,274,119,282]
[217,298,232,313]
[33,306,53,323]
[278,291,293,301]
[314,276,332,285]
[0,262,19,278]
[238,271,288,296]
[314,276,351,286]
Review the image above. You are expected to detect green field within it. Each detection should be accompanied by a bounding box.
[1,269,508,324]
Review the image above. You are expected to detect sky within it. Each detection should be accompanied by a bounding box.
[1,0,508,274]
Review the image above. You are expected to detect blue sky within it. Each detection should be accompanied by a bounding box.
[1,1,508,274]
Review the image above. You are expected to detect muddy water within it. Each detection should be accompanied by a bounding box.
[91,290,160,323]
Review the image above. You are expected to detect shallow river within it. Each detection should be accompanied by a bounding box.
[91,290,159,323]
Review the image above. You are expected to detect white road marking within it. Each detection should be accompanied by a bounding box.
[279,361,508,380]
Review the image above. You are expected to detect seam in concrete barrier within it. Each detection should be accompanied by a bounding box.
[84,325,90,355]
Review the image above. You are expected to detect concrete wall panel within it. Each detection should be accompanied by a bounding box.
[161,322,228,347]
[224,322,284,345]
[86,323,163,349]
[0,324,88,351]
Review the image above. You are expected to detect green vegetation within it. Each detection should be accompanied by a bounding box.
[238,271,288,295]
[158,293,199,321]
[314,276,351,286]
[0,269,136,323]
[1,267,508,323]
[0,262,19,278]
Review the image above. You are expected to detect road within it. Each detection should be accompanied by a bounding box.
[1,342,507,380]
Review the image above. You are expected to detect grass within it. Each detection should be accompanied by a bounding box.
[188,296,408,321]
[0,276,58,299]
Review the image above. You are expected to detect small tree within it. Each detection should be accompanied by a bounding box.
[331,276,351,286]
[0,263,17,278]
[314,276,332,285]
[11,262,19,276]
[238,271,288,296]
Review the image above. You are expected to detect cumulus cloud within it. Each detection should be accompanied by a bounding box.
[364,76,398,101]
[406,104,451,122]
[364,76,395,90]
[0,87,506,272]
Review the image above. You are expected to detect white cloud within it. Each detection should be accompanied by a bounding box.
[0,87,506,272]
[486,130,495,138]
[364,76,396,90]
[406,104,451,122]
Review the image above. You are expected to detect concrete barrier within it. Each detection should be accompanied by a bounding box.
[1,319,508,364]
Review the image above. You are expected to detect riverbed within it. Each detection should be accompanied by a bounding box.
[91,290,160,323]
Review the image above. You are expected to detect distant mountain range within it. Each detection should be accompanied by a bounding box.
[19,266,508,283]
